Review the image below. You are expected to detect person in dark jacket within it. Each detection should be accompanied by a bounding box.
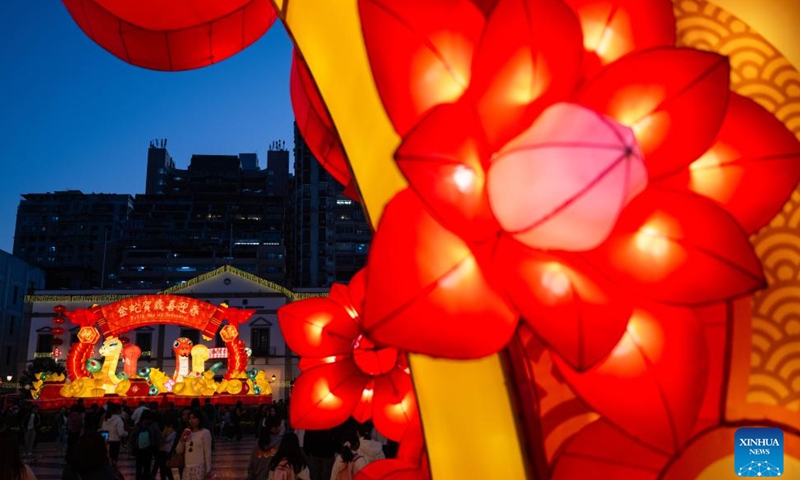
[132,409,162,480]
[21,405,41,457]
[303,428,337,480]
[62,431,117,480]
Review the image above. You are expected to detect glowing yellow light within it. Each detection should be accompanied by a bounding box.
[631,115,653,137]
[541,264,571,297]
[344,304,359,319]
[306,313,333,347]
[438,255,476,290]
[595,27,615,60]
[635,226,670,257]
[452,165,475,193]
[314,378,344,409]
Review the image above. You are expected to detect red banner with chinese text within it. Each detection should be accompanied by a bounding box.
[93,295,223,339]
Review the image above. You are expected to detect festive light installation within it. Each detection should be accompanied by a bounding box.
[60,0,277,71]
[278,270,419,441]
[60,0,800,478]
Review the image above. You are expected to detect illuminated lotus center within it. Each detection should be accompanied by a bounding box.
[488,102,648,251]
[352,334,399,376]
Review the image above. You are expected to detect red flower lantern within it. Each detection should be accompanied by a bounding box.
[278,270,419,441]
[354,0,800,462]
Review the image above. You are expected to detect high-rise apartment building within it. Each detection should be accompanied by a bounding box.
[116,143,290,288]
[287,124,372,287]
[14,134,370,291]
[13,191,133,288]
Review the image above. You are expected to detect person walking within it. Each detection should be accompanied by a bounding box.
[330,431,367,480]
[65,404,84,464]
[175,409,213,480]
[132,410,161,480]
[303,429,336,480]
[55,406,69,454]
[152,419,176,480]
[62,431,116,480]
[22,405,41,457]
[356,423,385,465]
[100,403,127,464]
[266,432,310,480]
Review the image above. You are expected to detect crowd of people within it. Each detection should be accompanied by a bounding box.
[0,398,399,480]
[247,416,395,480]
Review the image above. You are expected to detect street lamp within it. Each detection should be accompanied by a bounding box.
[5,375,10,382]
[270,374,277,384]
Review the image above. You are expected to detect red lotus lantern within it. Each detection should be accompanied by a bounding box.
[60,0,278,71]
[52,348,63,358]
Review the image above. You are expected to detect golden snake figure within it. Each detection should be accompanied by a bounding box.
[98,336,123,385]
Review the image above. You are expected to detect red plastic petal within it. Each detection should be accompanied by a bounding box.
[290,360,371,430]
[290,51,354,188]
[62,0,276,71]
[551,419,670,479]
[586,188,765,305]
[372,369,418,441]
[554,304,708,454]
[494,237,632,370]
[298,355,344,372]
[655,93,800,234]
[352,379,376,424]
[396,102,501,242]
[562,0,676,78]
[470,0,584,150]
[328,283,354,311]
[363,189,518,358]
[578,48,730,179]
[278,298,361,357]
[359,0,485,136]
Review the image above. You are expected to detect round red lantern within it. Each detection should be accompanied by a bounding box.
[52,327,65,336]
[60,0,278,71]
[54,305,67,315]
[53,317,66,325]
[119,336,130,346]
[52,338,64,346]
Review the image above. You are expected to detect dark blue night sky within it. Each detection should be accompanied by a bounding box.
[0,2,294,253]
